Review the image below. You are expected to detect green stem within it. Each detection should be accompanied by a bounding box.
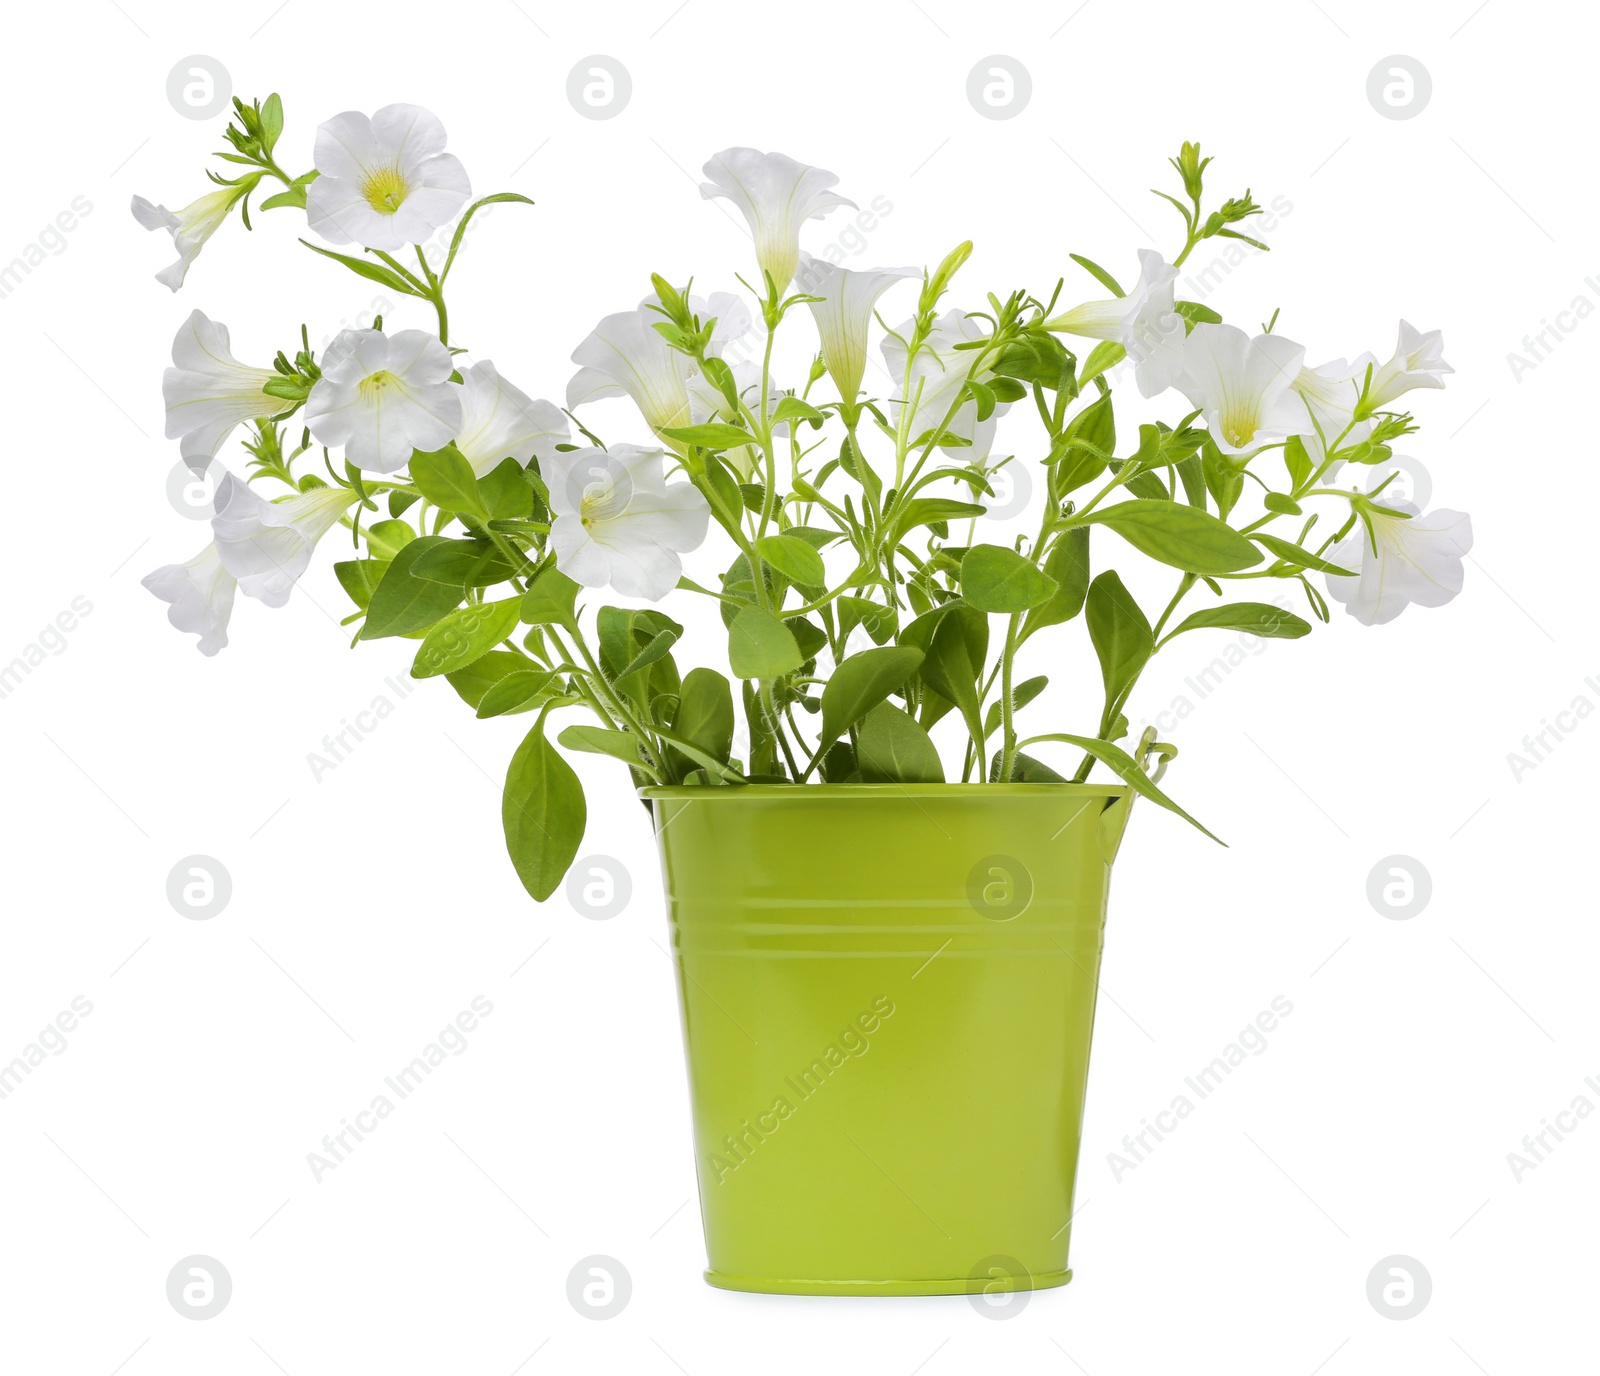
[997,612,1021,782]
[552,623,659,764]
[1151,573,1197,640]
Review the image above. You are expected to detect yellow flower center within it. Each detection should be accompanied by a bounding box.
[361,166,410,215]
[578,468,630,527]
[358,370,398,400]
[1219,402,1258,450]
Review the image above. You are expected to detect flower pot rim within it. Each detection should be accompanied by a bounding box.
[639,782,1130,800]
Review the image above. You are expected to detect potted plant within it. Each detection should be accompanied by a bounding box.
[136,96,1470,1296]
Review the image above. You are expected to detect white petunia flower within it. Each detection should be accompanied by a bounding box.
[546,444,710,600]
[1046,250,1187,398]
[305,103,471,252]
[882,310,1011,464]
[1362,321,1453,413]
[1324,500,1473,626]
[142,543,237,656]
[163,310,291,471]
[304,328,462,473]
[131,185,245,291]
[700,148,855,294]
[1291,354,1375,469]
[567,292,751,437]
[1177,323,1308,456]
[452,361,569,477]
[794,251,917,403]
[210,475,358,608]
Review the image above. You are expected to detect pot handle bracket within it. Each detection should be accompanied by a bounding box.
[1096,727,1176,866]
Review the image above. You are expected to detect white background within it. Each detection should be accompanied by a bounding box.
[0,0,1593,1371]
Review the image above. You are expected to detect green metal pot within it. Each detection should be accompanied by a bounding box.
[643,782,1134,1297]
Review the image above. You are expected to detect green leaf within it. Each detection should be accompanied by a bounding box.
[476,669,559,718]
[618,628,680,683]
[887,498,986,547]
[1174,300,1222,328]
[260,186,307,212]
[409,446,488,521]
[502,710,586,901]
[1164,603,1312,642]
[410,598,522,678]
[360,537,467,639]
[961,544,1058,613]
[1069,252,1125,297]
[596,606,633,677]
[1067,392,1115,453]
[658,422,757,449]
[756,534,826,587]
[1175,451,1207,509]
[1202,440,1245,518]
[1251,532,1357,576]
[334,559,389,611]
[478,457,536,520]
[670,668,735,766]
[440,193,535,280]
[983,674,1049,739]
[557,723,644,766]
[700,454,747,537]
[819,646,924,749]
[1079,341,1126,386]
[728,605,803,679]
[785,615,828,664]
[916,685,956,733]
[697,356,743,411]
[820,741,860,782]
[772,396,827,427]
[1122,468,1170,500]
[992,333,1074,390]
[1021,527,1090,640]
[838,432,882,506]
[298,239,424,295]
[1085,571,1153,709]
[1283,434,1312,490]
[1263,492,1302,516]
[905,601,988,745]
[597,606,681,687]
[258,93,284,153]
[411,538,517,587]
[657,728,747,783]
[445,650,531,709]
[1068,390,1120,444]
[1082,500,1263,574]
[1004,750,1068,783]
[968,378,997,422]
[1055,393,1115,492]
[855,702,945,783]
[837,596,898,645]
[1030,733,1223,844]
[520,567,581,627]
[364,519,417,561]
[261,376,310,402]
[785,525,846,551]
